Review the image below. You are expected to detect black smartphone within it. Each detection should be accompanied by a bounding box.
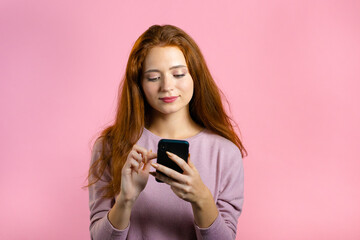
[156,139,189,182]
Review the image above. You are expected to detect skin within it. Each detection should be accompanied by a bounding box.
[108,46,218,230]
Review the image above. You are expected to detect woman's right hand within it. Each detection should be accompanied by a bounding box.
[109,145,157,230]
[117,144,157,205]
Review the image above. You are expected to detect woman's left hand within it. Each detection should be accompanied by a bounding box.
[150,151,219,227]
[150,151,211,205]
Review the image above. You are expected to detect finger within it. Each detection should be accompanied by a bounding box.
[130,159,140,173]
[146,150,157,160]
[124,150,140,169]
[142,158,153,171]
[169,179,189,191]
[133,145,157,166]
[130,150,143,163]
[170,185,187,199]
[150,171,177,185]
[166,151,192,173]
[133,144,150,159]
[188,155,196,169]
[144,149,157,165]
[140,150,155,171]
[150,163,187,183]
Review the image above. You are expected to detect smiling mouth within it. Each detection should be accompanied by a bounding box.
[159,96,178,103]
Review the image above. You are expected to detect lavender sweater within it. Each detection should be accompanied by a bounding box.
[89,128,244,240]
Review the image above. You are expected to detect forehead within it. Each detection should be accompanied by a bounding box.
[143,46,187,70]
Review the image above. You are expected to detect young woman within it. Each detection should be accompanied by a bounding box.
[88,24,247,240]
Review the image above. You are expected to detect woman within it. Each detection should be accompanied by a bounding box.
[88,24,247,239]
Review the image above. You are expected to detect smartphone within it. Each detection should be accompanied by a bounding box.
[156,139,189,182]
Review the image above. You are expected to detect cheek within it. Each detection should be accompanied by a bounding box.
[179,78,194,95]
[142,83,158,101]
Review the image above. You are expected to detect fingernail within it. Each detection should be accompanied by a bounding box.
[151,163,158,168]
[166,151,172,156]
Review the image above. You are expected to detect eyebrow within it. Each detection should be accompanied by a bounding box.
[144,65,187,73]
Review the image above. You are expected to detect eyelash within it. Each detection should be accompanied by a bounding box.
[174,74,185,78]
[147,74,185,81]
[148,77,160,81]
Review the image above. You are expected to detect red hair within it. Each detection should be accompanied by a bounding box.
[88,25,247,198]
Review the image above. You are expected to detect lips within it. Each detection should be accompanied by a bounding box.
[160,96,178,103]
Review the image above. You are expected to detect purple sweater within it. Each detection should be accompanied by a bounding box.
[89,128,244,240]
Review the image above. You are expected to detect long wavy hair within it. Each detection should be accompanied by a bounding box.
[88,24,247,198]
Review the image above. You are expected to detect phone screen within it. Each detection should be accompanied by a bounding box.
[156,139,189,182]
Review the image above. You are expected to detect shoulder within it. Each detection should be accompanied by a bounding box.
[193,129,243,172]
[92,137,103,153]
[90,137,112,165]
[92,136,112,155]
[200,129,242,157]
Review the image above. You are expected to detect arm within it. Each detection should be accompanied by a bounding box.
[191,187,219,228]
[194,148,244,240]
[88,140,129,240]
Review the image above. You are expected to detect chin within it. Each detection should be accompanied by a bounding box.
[158,109,179,115]
[155,106,185,115]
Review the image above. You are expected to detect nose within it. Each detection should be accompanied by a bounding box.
[160,74,174,92]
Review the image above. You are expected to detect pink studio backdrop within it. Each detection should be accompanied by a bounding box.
[1,0,359,239]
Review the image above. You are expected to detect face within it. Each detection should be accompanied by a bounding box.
[142,46,194,117]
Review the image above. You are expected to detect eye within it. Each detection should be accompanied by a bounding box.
[147,76,160,81]
[174,74,185,78]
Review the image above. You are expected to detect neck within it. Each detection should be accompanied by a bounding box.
[147,108,203,139]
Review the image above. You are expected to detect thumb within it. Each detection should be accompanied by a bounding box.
[187,153,195,168]
[142,150,153,171]
[143,159,153,171]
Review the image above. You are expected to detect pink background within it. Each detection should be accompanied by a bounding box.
[1,0,359,239]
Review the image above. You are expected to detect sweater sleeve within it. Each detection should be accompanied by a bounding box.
[194,145,244,240]
[88,140,130,240]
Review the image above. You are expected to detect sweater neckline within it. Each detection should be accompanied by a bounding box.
[143,127,206,142]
